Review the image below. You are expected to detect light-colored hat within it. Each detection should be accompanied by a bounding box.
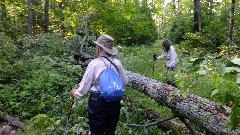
[94,35,118,55]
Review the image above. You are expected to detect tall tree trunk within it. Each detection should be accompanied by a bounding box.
[223,0,226,6]
[228,0,236,43]
[80,13,90,52]
[193,0,202,32]
[59,1,65,35]
[1,0,7,18]
[172,0,176,16]
[27,0,33,36]
[209,0,213,14]
[176,0,181,15]
[44,0,50,33]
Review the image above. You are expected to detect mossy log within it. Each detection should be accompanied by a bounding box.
[74,52,240,135]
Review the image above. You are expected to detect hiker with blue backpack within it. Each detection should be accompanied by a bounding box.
[153,40,178,87]
[71,35,128,135]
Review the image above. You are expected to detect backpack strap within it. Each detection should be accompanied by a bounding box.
[101,56,119,72]
[100,57,108,67]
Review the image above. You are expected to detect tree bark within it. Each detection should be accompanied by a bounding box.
[193,0,202,32]
[59,1,65,35]
[27,0,33,36]
[44,0,50,33]
[75,52,240,134]
[1,0,7,18]
[80,10,90,52]
[228,0,236,43]
[172,0,176,16]
[127,71,239,134]
[0,111,25,129]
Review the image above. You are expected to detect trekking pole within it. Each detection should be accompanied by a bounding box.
[63,95,74,135]
[152,54,156,77]
[153,60,155,77]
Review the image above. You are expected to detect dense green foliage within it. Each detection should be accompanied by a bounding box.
[1,0,240,134]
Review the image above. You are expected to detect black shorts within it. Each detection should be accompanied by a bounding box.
[88,93,121,135]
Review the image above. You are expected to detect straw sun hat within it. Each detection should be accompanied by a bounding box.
[94,35,118,55]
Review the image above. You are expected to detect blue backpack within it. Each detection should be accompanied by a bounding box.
[96,56,124,102]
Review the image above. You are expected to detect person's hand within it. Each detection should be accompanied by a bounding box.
[153,54,157,61]
[170,66,175,70]
[71,88,77,97]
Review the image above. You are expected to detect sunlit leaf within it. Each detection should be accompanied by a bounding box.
[38,102,45,110]
[200,115,205,120]
[190,58,198,62]
[211,89,219,97]
[192,57,205,66]
[181,91,188,99]
[197,70,207,74]
[224,67,240,73]
[231,59,240,66]
[236,74,240,84]
[225,60,240,67]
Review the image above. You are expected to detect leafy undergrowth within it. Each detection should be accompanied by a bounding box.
[1,34,239,134]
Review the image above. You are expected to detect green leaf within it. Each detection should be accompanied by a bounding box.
[197,70,207,75]
[19,90,29,97]
[211,89,219,97]
[56,0,62,2]
[224,67,240,73]
[231,59,240,66]
[191,57,205,66]
[236,74,240,84]
[167,95,174,102]
[38,102,45,110]
[181,91,188,99]
[227,103,240,130]
[225,59,240,67]
[200,115,205,120]
[186,66,200,73]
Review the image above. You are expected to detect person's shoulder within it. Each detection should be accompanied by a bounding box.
[170,46,176,50]
[88,58,102,66]
[113,57,121,62]
[91,57,102,62]
[112,57,123,66]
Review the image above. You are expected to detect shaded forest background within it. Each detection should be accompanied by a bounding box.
[0,0,240,134]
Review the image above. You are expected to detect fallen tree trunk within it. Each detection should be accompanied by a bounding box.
[127,71,240,134]
[75,52,240,134]
[0,110,25,129]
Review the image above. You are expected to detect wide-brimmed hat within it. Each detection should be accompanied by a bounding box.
[94,35,118,55]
